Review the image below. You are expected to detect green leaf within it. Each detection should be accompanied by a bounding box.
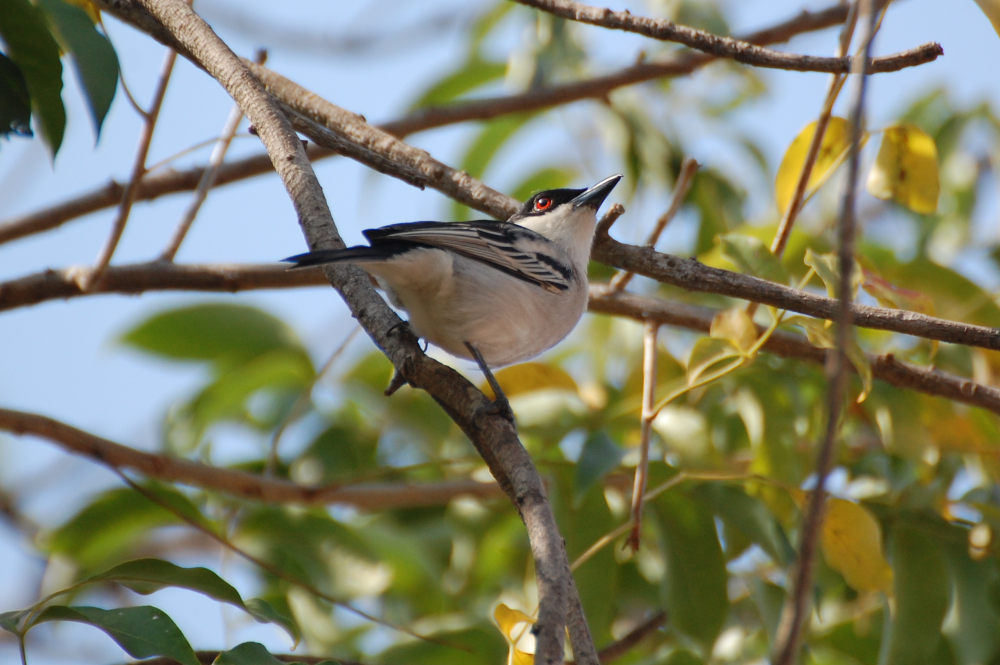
[693,483,794,565]
[87,558,243,605]
[36,0,118,137]
[0,52,32,138]
[46,486,190,568]
[0,0,66,154]
[0,610,24,633]
[573,430,624,502]
[942,541,1000,665]
[244,598,300,643]
[719,233,789,285]
[31,605,199,665]
[410,56,505,109]
[880,524,950,665]
[804,248,861,300]
[450,114,535,219]
[121,303,305,364]
[214,642,286,665]
[654,492,728,653]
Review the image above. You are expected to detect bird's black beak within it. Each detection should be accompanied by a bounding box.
[571,174,622,210]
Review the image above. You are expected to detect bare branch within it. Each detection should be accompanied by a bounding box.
[0,406,505,509]
[2,0,869,245]
[514,0,941,73]
[83,48,177,290]
[590,239,1000,352]
[774,4,876,662]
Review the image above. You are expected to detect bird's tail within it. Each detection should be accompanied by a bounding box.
[282,246,390,269]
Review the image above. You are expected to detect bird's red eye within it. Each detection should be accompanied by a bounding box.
[533,196,553,212]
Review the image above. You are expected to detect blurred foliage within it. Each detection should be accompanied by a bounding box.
[0,0,117,155]
[4,1,1000,665]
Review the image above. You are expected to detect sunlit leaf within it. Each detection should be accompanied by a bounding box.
[686,336,743,386]
[820,498,893,592]
[804,248,861,300]
[974,0,1000,37]
[867,124,940,214]
[31,605,199,665]
[654,492,727,652]
[63,0,100,23]
[36,0,118,137]
[775,116,853,215]
[488,362,578,400]
[494,603,535,665]
[882,525,950,665]
[710,307,757,354]
[0,0,65,154]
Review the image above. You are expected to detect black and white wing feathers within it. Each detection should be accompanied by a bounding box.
[362,221,573,292]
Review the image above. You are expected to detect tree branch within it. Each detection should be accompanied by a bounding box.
[112,1,590,661]
[3,0,870,245]
[589,288,1000,415]
[0,406,506,509]
[513,0,941,73]
[590,239,1000,351]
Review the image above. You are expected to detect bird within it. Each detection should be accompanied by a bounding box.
[284,173,622,414]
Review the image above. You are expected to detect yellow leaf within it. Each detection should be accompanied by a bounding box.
[710,307,757,353]
[486,362,578,399]
[494,603,535,665]
[775,116,853,215]
[867,124,940,214]
[65,0,102,23]
[973,0,1000,38]
[821,498,893,592]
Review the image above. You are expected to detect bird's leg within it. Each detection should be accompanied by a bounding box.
[464,342,515,423]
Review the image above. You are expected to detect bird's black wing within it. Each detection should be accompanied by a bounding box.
[363,221,572,292]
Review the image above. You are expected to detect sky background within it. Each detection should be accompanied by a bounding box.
[2,0,999,662]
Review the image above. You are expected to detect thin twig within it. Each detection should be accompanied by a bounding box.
[513,0,940,74]
[0,406,506,508]
[772,3,876,663]
[588,288,1000,418]
[3,0,880,246]
[627,322,658,551]
[81,47,177,290]
[610,157,698,291]
[159,51,265,261]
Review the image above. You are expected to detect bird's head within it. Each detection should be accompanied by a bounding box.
[508,173,622,225]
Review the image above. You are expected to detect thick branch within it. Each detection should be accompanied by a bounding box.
[514,0,941,73]
[589,288,1000,415]
[4,261,998,416]
[3,0,868,244]
[590,239,1000,351]
[102,2,586,661]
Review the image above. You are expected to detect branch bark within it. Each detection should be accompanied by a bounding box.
[3,0,874,245]
[87,1,592,661]
[514,0,941,73]
[0,407,505,509]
